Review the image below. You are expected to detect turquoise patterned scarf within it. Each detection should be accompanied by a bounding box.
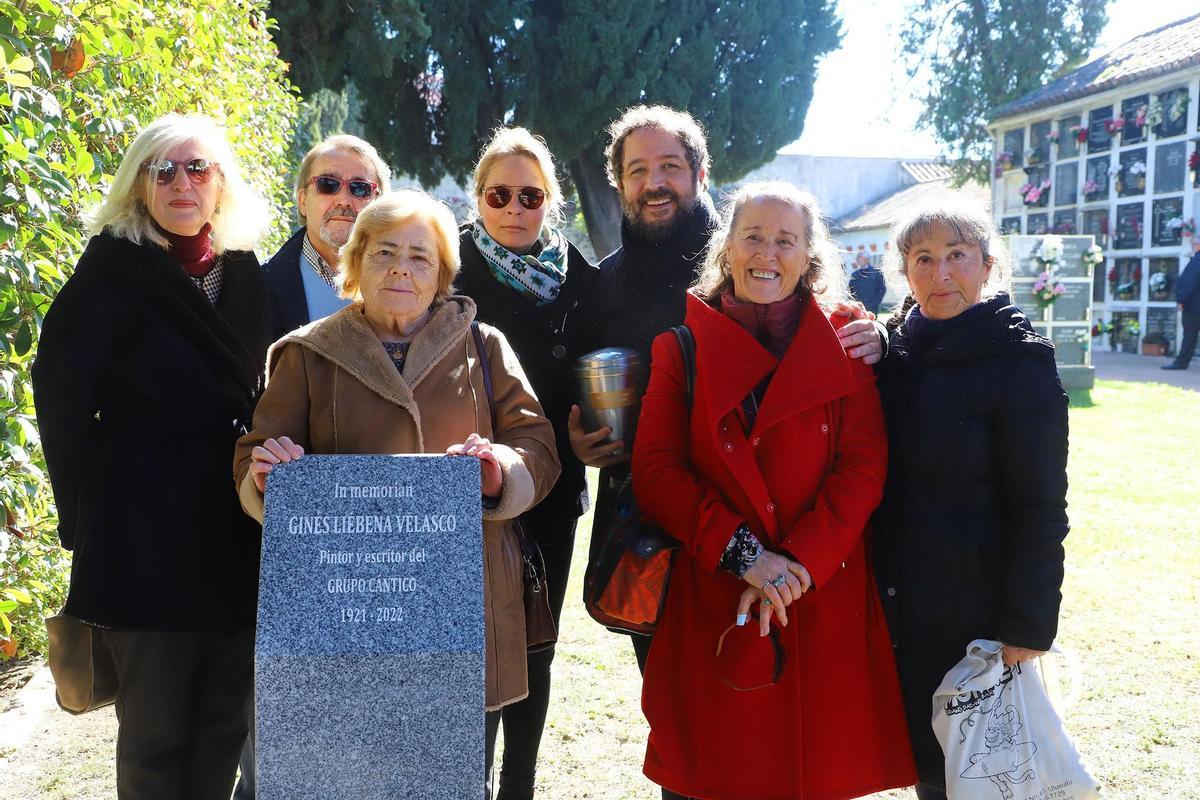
[471,219,569,306]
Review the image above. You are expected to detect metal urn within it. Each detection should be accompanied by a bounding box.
[575,348,648,457]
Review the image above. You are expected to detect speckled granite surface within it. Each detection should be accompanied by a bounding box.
[256,455,484,799]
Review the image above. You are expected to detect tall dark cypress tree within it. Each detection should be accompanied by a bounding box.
[269,0,841,255]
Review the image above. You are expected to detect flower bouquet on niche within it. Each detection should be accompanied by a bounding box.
[1082,244,1104,273]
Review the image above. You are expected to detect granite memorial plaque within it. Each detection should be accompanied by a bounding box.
[1112,310,1140,353]
[1028,121,1052,166]
[1054,162,1078,207]
[1058,237,1092,277]
[1086,106,1112,152]
[1082,208,1109,249]
[1053,209,1077,235]
[1151,197,1184,247]
[1005,235,1037,276]
[1120,95,1149,144]
[1154,87,1188,139]
[1028,212,1049,236]
[1083,156,1109,202]
[256,455,485,800]
[1051,326,1090,366]
[1148,257,1180,302]
[1117,148,1147,197]
[1051,282,1090,322]
[1002,128,1024,168]
[1113,203,1143,250]
[1092,261,1107,303]
[1110,257,1142,302]
[1000,216,1022,235]
[1058,115,1082,159]
[1013,283,1044,320]
[1154,142,1186,194]
[1146,306,1178,356]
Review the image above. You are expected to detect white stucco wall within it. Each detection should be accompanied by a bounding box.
[738,155,925,220]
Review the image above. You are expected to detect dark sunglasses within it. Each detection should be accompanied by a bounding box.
[483,185,546,210]
[308,175,378,199]
[143,158,219,186]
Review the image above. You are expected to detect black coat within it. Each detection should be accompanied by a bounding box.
[1177,250,1200,313]
[32,232,271,631]
[456,226,599,516]
[872,295,1069,787]
[262,227,310,341]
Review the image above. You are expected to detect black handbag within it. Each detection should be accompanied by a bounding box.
[45,613,118,715]
[582,325,692,635]
[471,322,557,653]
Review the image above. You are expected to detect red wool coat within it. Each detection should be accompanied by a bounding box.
[632,293,916,800]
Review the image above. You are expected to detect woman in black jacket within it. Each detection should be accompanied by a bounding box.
[455,126,598,800]
[872,201,1070,800]
[32,114,271,800]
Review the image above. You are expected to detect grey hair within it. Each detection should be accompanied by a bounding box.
[694,181,847,307]
[882,197,1012,301]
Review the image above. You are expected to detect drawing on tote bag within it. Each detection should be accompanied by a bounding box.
[956,672,1039,798]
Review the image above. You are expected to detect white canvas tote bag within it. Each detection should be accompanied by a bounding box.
[932,639,1101,800]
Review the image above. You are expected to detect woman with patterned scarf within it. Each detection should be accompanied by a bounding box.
[454,126,600,800]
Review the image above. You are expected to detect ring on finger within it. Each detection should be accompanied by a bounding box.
[770,573,788,589]
[762,597,772,607]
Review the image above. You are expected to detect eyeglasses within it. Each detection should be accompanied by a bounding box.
[483,185,546,211]
[143,158,220,186]
[308,175,379,199]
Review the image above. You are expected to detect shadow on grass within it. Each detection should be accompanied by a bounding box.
[1067,388,1094,407]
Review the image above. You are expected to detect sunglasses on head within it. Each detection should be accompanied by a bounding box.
[143,158,219,186]
[308,175,378,200]
[483,185,546,210]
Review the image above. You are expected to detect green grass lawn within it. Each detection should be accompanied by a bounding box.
[530,379,1200,799]
[5,379,1198,799]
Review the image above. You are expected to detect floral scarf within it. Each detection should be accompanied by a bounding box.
[471,218,569,306]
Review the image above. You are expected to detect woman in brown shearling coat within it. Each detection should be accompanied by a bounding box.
[233,192,560,774]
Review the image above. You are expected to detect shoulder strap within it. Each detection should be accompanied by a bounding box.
[670,324,695,410]
[470,321,496,428]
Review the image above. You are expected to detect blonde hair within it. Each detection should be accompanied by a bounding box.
[338,190,461,302]
[694,181,847,307]
[882,197,1012,301]
[295,134,392,222]
[87,113,267,254]
[605,105,710,191]
[471,127,564,227]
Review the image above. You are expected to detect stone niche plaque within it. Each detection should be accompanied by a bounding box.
[1114,203,1143,250]
[1155,142,1186,194]
[1052,325,1090,366]
[1051,282,1090,322]
[1151,197,1184,247]
[257,455,484,800]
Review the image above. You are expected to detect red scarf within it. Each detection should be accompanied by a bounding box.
[719,287,803,359]
[160,223,215,277]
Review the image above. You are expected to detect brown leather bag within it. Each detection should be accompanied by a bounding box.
[582,326,692,635]
[471,322,557,653]
[45,613,118,715]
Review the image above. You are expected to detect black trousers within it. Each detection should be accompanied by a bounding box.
[487,508,579,800]
[1172,310,1200,367]
[104,627,253,800]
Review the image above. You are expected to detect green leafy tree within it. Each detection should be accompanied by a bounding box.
[269,0,842,255]
[900,0,1109,184]
[0,0,297,658]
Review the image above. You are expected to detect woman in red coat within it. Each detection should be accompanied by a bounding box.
[632,181,916,800]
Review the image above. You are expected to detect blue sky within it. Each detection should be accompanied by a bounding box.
[787,0,1192,158]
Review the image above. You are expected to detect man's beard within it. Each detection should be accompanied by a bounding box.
[318,204,357,249]
[622,186,698,244]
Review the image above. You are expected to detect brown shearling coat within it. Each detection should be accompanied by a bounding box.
[234,297,560,709]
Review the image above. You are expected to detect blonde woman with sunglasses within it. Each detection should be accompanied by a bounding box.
[32,113,272,799]
[454,126,600,799]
